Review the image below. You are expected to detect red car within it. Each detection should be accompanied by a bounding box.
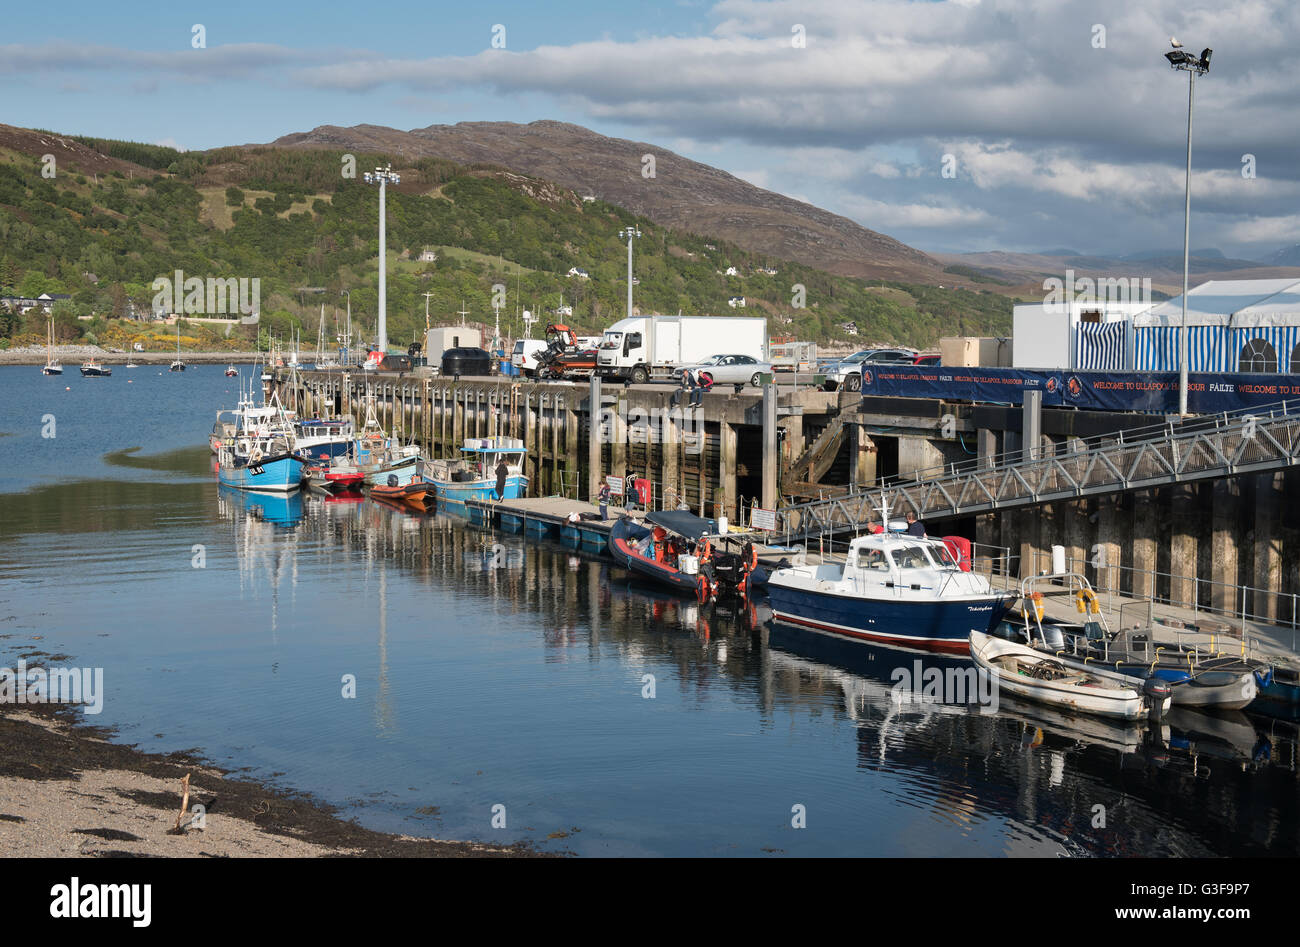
[912,354,941,366]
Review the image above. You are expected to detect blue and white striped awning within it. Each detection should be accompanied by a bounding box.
[1135,324,1300,372]
[1074,321,1127,370]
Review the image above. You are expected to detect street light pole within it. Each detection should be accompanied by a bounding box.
[363,165,401,354]
[1165,42,1211,415]
[619,226,641,319]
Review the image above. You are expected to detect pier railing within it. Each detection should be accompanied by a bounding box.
[1024,548,1299,655]
[774,399,1300,532]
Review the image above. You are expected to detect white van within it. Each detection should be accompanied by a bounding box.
[511,338,550,377]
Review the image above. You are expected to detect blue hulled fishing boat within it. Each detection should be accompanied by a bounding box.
[765,527,1017,654]
[427,437,528,505]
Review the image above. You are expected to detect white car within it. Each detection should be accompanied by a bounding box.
[511,339,550,377]
[671,353,772,390]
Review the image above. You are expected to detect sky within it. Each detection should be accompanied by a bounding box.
[3,0,1297,261]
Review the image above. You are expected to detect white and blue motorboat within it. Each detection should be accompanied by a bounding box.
[766,527,1017,654]
[427,437,528,505]
[293,416,356,463]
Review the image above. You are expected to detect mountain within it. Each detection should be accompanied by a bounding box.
[267,120,944,283]
[0,124,1013,352]
[1265,244,1300,267]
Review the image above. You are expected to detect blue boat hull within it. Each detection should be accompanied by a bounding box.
[217,454,305,492]
[433,474,528,505]
[768,583,1015,654]
[362,454,419,486]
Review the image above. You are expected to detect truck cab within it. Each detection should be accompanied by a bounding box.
[596,318,650,383]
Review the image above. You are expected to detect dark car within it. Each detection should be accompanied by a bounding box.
[441,347,493,377]
[912,354,941,366]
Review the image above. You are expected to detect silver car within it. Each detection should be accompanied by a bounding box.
[671,354,773,389]
[821,348,916,391]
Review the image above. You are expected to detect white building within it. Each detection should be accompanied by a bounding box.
[728,296,746,308]
[567,267,590,279]
[1013,278,1300,374]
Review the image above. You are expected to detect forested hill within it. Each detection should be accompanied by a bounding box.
[0,124,1012,350]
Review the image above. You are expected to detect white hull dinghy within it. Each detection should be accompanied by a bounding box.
[970,631,1171,721]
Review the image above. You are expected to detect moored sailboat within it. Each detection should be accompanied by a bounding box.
[41,317,63,375]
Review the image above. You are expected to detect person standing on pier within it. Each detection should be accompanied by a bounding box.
[495,457,510,501]
[598,480,611,520]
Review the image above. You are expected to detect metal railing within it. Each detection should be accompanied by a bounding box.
[774,400,1300,535]
[1028,548,1299,652]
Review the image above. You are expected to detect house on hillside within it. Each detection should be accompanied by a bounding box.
[418,249,438,263]
[728,296,746,308]
[723,266,739,277]
[757,265,778,276]
[841,321,858,336]
[567,267,590,279]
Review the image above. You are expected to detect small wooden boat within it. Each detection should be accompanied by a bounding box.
[1011,573,1264,710]
[970,631,1171,721]
[304,463,365,494]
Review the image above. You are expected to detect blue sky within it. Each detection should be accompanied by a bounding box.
[4,0,1298,260]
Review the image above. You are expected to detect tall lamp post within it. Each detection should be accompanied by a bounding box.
[363,164,401,354]
[619,226,641,319]
[1165,40,1212,416]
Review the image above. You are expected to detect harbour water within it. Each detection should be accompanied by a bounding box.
[1,365,1297,856]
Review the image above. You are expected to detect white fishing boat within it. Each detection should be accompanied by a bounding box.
[970,631,1171,721]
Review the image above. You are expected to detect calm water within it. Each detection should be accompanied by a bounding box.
[0,364,1297,856]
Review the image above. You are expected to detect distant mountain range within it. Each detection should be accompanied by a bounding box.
[268,120,947,284]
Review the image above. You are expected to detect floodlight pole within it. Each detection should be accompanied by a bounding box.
[1166,45,1210,415]
[619,227,640,319]
[1178,68,1195,416]
[364,165,401,353]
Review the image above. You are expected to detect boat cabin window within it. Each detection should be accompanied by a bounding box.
[890,545,933,570]
[931,544,958,568]
[860,549,889,571]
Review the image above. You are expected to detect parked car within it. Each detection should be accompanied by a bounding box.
[913,354,941,366]
[670,353,773,391]
[821,348,917,391]
[441,346,493,377]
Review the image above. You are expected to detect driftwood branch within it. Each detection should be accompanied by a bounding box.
[172,773,191,832]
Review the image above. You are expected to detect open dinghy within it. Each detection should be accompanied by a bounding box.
[970,631,1171,721]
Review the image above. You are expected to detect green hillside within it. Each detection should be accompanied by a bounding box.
[0,139,1013,350]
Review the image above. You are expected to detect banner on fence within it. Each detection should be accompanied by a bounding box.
[860,365,1300,414]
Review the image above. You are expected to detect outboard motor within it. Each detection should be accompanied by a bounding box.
[1143,677,1171,724]
[387,474,398,487]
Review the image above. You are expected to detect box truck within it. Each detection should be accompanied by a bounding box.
[595,315,767,384]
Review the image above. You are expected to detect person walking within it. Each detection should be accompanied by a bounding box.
[597,480,611,520]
